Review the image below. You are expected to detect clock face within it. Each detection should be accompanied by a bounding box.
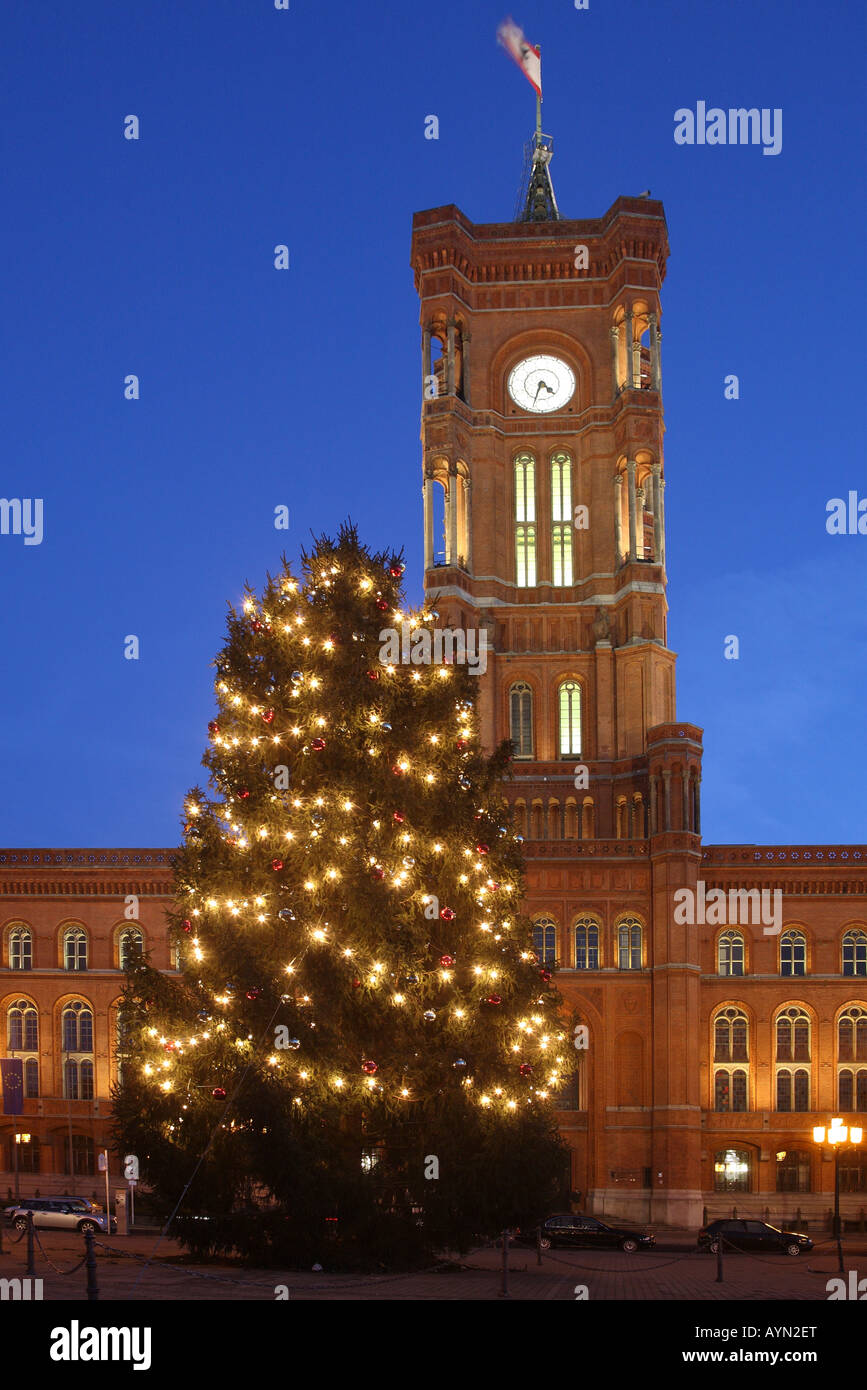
[507,354,575,413]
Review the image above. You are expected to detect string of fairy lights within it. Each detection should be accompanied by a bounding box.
[134,559,568,1116]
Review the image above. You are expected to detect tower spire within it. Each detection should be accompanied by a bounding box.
[516,48,560,221]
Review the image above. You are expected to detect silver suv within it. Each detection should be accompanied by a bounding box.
[2,1197,116,1235]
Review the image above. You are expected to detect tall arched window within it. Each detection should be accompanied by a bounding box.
[119,926,144,970]
[616,917,642,970]
[776,1007,811,1110]
[63,926,88,971]
[843,930,867,977]
[9,925,32,970]
[7,1000,39,1098]
[509,683,533,759]
[62,1001,94,1100]
[780,929,806,977]
[532,917,557,965]
[718,930,745,977]
[514,453,536,586]
[713,1007,749,1111]
[838,1006,867,1110]
[551,451,573,586]
[558,681,582,757]
[574,916,600,970]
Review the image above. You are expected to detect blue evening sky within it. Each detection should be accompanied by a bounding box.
[1,0,864,848]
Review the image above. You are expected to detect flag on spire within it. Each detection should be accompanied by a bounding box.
[497,17,542,98]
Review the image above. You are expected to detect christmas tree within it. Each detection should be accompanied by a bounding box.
[115,525,569,1267]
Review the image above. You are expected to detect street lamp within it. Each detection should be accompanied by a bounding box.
[13,1132,31,1200]
[812,1117,863,1273]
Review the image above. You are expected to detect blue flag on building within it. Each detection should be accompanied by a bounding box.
[1,1059,24,1115]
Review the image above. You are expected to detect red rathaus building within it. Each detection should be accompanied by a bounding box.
[1,137,865,1227]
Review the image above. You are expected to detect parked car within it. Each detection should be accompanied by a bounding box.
[698,1219,812,1255]
[510,1213,655,1253]
[2,1197,116,1235]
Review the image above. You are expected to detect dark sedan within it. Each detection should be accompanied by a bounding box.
[698,1219,813,1255]
[511,1213,655,1252]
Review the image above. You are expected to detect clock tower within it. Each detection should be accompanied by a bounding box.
[410,161,706,1226]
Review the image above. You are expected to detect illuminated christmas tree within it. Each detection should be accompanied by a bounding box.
[115,525,569,1266]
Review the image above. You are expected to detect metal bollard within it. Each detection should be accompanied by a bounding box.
[84,1231,99,1301]
[26,1212,36,1277]
[536,1224,543,1266]
[715,1234,724,1284]
[499,1229,510,1298]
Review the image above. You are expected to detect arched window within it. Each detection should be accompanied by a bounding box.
[7,1000,39,1099]
[713,1148,752,1192]
[718,930,745,977]
[9,925,32,970]
[62,1001,94,1054]
[509,683,533,760]
[714,1007,749,1062]
[558,681,582,757]
[574,916,600,970]
[64,1134,94,1177]
[617,918,642,970]
[532,917,557,965]
[514,453,536,586]
[780,929,806,977]
[776,1011,811,1111]
[838,1006,867,1110]
[119,926,144,970]
[776,1007,811,1062]
[63,926,88,972]
[776,1150,811,1193]
[843,930,867,977]
[551,451,573,586]
[62,1001,94,1101]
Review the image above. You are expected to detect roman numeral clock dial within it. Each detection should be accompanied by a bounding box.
[507,354,575,413]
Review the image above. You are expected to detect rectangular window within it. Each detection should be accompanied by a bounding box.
[551,524,573,586]
[515,525,536,586]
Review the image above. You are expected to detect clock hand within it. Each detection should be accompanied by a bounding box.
[533,379,555,403]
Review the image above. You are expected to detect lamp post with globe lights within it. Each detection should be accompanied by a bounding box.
[812,1117,863,1273]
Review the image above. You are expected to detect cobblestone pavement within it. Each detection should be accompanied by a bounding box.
[0,1227,862,1300]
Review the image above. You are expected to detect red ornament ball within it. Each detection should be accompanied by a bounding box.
[310,737,326,751]
[539,968,552,983]
[376,598,389,611]
[271,858,284,871]
[181,919,192,933]
[439,907,456,921]
[393,811,405,823]
[262,709,275,724]
[351,978,361,990]
[476,843,489,855]
[246,988,261,1000]
[237,789,249,799]
[208,720,219,735]
[366,669,380,681]
[212,1087,227,1100]
[371,866,385,880]
[519,1063,533,1076]
[163,1041,176,1052]
[391,764,404,776]
[439,954,455,967]
[389,563,405,578]
[456,738,468,751]
[485,994,503,1006]
[361,1059,378,1075]
[251,619,263,633]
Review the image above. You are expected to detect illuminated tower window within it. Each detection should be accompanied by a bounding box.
[551,451,573,585]
[558,680,582,757]
[514,453,536,585]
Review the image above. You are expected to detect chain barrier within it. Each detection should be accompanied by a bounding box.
[31,1226,87,1277]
